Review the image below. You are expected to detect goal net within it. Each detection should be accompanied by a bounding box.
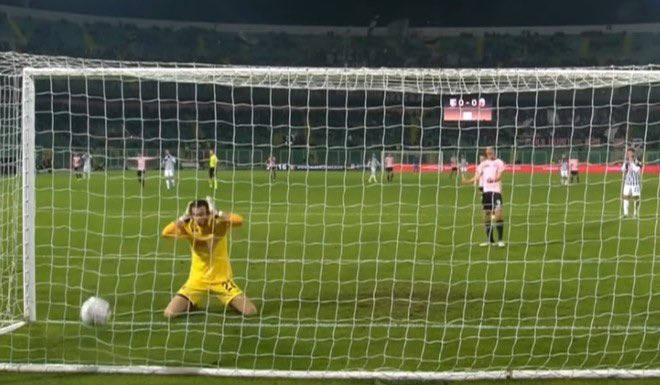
[1,51,659,380]
[0,56,22,335]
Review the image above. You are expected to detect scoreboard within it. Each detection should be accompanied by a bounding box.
[443,95,493,122]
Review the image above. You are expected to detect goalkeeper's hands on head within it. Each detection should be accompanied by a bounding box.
[176,200,195,225]
[205,196,224,219]
[206,196,244,226]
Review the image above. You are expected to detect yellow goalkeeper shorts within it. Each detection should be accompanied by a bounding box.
[177,278,243,307]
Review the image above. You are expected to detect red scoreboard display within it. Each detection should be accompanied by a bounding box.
[443,95,493,122]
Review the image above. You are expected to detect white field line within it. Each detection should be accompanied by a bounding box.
[37,253,658,264]
[41,319,660,332]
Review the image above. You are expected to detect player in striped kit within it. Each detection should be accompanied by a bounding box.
[82,152,92,179]
[162,150,177,190]
[559,154,569,185]
[621,148,642,218]
[459,156,468,176]
[367,153,380,183]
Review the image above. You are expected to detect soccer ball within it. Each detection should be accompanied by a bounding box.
[80,296,111,326]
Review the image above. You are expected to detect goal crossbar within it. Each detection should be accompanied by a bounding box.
[23,67,660,94]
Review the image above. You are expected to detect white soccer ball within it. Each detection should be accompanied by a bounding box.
[80,296,111,326]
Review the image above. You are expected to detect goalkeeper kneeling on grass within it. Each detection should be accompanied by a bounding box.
[162,198,257,318]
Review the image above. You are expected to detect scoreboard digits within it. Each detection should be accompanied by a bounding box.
[443,95,492,122]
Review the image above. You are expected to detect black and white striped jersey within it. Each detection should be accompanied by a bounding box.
[622,160,642,186]
[162,154,176,171]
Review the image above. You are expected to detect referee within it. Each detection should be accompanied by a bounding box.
[208,149,218,190]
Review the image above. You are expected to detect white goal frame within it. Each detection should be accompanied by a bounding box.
[8,62,660,380]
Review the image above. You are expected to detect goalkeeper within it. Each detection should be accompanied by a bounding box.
[162,198,257,318]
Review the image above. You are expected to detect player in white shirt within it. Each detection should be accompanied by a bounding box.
[367,154,380,183]
[621,148,642,218]
[162,150,177,190]
[463,147,506,247]
[477,155,485,192]
[459,156,468,175]
[559,154,569,185]
[82,152,92,179]
[266,155,277,181]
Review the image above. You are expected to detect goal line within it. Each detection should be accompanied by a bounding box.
[40,319,660,333]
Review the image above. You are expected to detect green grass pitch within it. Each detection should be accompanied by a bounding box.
[1,168,658,377]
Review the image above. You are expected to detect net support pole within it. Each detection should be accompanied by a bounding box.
[21,71,36,322]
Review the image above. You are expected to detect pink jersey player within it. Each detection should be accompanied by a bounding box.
[72,155,82,169]
[477,158,505,193]
[384,154,395,182]
[128,155,156,188]
[464,147,506,247]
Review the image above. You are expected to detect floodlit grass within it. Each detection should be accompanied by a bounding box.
[1,168,658,376]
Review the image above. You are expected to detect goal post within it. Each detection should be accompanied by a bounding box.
[0,55,26,335]
[21,67,36,323]
[1,51,660,380]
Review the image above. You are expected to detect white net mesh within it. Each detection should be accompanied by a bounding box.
[1,52,659,378]
[0,55,22,334]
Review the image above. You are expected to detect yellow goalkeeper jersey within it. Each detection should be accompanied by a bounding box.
[209,154,218,169]
[162,214,243,283]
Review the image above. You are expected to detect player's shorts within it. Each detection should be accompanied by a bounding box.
[164,169,174,178]
[623,184,641,197]
[385,167,393,173]
[560,170,568,178]
[570,170,579,176]
[482,191,503,211]
[137,170,144,178]
[209,167,216,178]
[73,166,81,172]
[451,167,458,172]
[177,277,243,307]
